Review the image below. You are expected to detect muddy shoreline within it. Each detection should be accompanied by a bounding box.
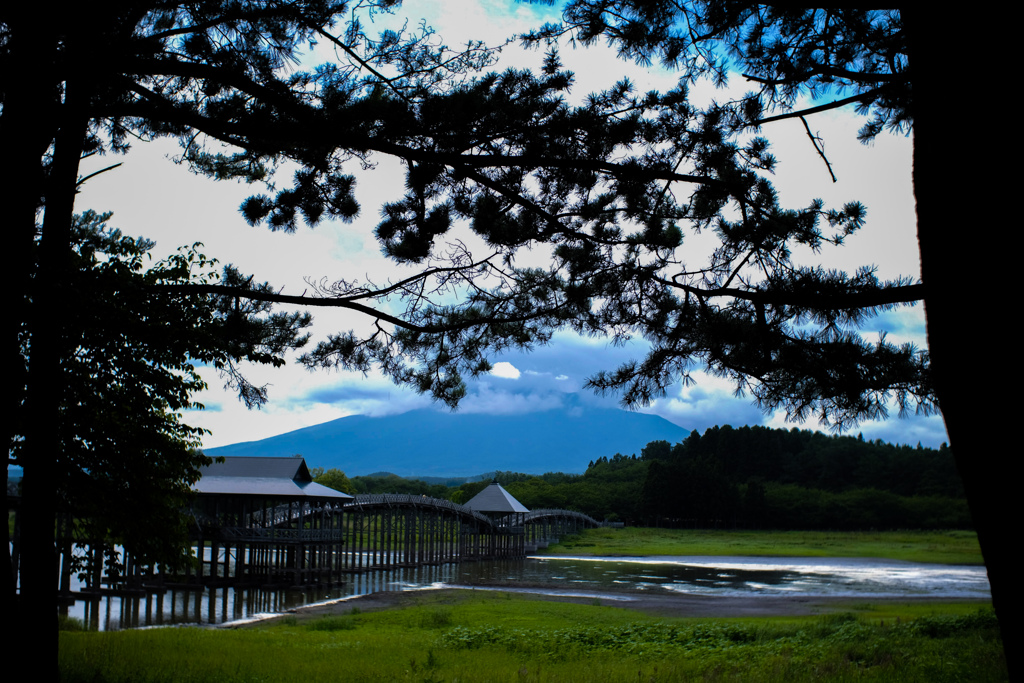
[238,580,989,627]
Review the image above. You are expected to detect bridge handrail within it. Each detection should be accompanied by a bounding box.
[347,494,494,526]
[524,509,602,526]
[201,498,602,533]
[247,501,343,528]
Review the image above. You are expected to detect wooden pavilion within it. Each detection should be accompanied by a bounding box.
[463,481,529,558]
[187,456,353,587]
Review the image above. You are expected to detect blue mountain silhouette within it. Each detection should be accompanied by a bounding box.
[203,405,689,477]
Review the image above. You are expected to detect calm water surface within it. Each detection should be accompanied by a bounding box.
[65,555,990,630]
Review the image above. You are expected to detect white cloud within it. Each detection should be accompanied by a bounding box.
[638,372,763,432]
[458,382,565,415]
[490,361,522,379]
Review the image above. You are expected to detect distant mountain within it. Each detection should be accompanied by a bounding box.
[203,405,689,477]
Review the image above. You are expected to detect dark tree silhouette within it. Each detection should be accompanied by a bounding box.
[522,1,1007,662]
[18,212,312,576]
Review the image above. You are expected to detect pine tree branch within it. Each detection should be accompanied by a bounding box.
[750,87,888,126]
[367,141,731,187]
[335,253,502,301]
[800,115,836,183]
[313,27,414,104]
[109,81,729,192]
[145,4,312,42]
[743,66,901,86]
[155,283,565,334]
[654,278,924,309]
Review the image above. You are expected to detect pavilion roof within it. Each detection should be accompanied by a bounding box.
[464,482,529,513]
[194,456,353,500]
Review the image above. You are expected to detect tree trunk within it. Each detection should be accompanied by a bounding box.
[3,14,62,671]
[907,8,1013,675]
[15,54,89,675]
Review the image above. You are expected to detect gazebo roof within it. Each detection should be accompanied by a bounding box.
[464,482,529,513]
[194,456,353,500]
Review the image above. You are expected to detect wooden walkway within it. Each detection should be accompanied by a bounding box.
[55,495,603,597]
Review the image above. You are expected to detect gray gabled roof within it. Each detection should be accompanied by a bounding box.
[464,482,529,513]
[194,456,353,500]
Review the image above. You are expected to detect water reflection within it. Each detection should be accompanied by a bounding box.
[503,556,991,599]
[64,555,990,631]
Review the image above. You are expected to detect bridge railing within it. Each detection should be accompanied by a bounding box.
[525,509,602,527]
[242,501,344,529]
[346,494,494,526]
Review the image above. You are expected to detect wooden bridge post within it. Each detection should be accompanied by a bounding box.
[380,508,388,569]
[390,506,398,568]
[425,508,433,565]
[344,504,353,572]
[368,511,377,569]
[417,506,426,565]
[357,505,365,572]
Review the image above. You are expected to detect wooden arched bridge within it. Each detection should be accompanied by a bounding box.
[57,457,604,596]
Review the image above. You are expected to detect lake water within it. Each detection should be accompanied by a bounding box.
[65,554,991,631]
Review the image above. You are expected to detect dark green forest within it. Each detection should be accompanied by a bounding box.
[316,425,970,530]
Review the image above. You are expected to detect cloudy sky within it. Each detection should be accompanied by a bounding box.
[75,2,947,451]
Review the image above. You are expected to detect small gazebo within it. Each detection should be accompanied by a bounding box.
[463,481,529,558]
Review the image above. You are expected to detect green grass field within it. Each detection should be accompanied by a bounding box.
[541,528,983,565]
[60,529,998,681]
[59,590,1004,682]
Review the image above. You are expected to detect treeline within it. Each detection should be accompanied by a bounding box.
[312,425,972,530]
[311,468,532,504]
[647,426,964,498]
[640,425,970,530]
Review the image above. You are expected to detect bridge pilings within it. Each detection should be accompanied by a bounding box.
[54,496,602,595]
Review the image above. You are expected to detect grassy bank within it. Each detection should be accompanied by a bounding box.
[540,528,983,564]
[59,590,1004,682]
